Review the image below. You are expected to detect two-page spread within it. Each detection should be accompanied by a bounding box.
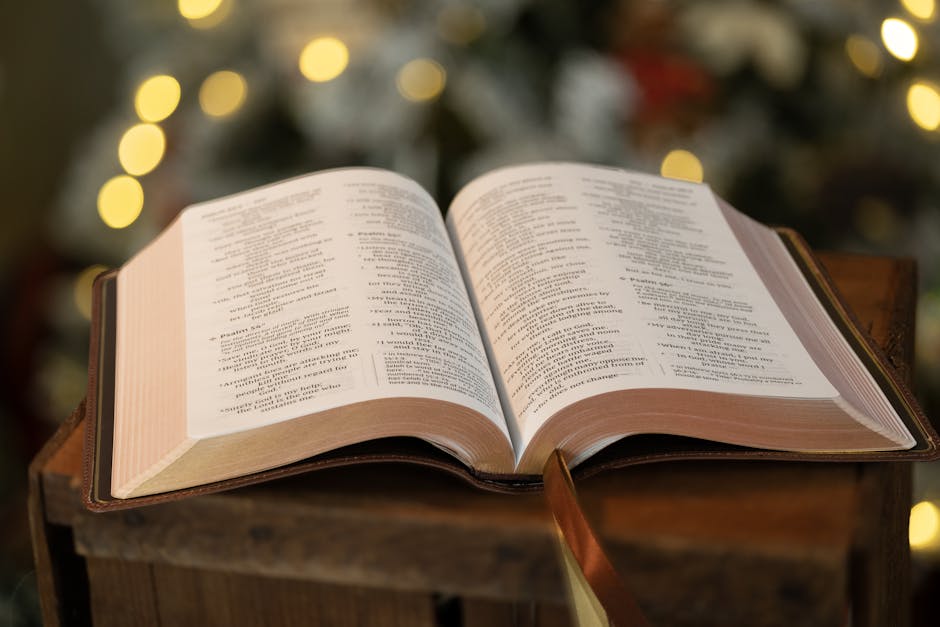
[83,162,937,508]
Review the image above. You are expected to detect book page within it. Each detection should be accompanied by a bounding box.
[447,163,837,449]
[182,169,505,439]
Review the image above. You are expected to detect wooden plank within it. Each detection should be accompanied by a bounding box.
[816,253,916,379]
[85,558,158,626]
[819,252,916,627]
[462,597,572,627]
[63,459,862,621]
[68,471,565,601]
[588,461,858,552]
[606,542,845,626]
[853,462,912,627]
[150,562,436,626]
[42,416,84,477]
[40,425,85,525]
[27,400,88,627]
[64,457,862,604]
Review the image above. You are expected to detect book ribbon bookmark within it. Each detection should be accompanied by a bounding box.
[543,450,651,627]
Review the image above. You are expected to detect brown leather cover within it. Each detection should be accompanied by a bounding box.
[81,230,940,512]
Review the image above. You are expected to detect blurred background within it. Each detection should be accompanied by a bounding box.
[2,0,940,624]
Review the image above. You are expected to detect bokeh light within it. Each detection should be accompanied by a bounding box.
[299,37,349,83]
[74,265,109,320]
[910,501,940,549]
[660,150,704,183]
[845,35,883,78]
[907,81,940,130]
[182,0,231,29]
[134,75,181,122]
[97,175,144,229]
[396,58,446,102]
[199,70,247,117]
[881,18,919,61]
[902,0,936,21]
[178,0,222,20]
[118,123,166,176]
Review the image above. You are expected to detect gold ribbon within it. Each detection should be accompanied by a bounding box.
[543,450,651,627]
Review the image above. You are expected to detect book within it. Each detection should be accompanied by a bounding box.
[82,162,938,509]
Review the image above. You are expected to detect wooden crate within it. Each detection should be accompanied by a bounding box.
[29,252,916,626]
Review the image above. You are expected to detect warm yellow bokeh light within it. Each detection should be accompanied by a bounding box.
[299,37,349,83]
[74,264,109,320]
[845,35,883,78]
[396,58,446,102]
[903,0,936,21]
[910,501,940,548]
[118,123,166,176]
[181,0,231,29]
[437,4,486,45]
[178,0,222,20]
[660,149,704,183]
[199,70,247,118]
[907,81,940,130]
[135,75,181,123]
[97,175,144,229]
[881,18,919,61]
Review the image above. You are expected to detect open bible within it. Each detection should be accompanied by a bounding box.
[83,162,937,508]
